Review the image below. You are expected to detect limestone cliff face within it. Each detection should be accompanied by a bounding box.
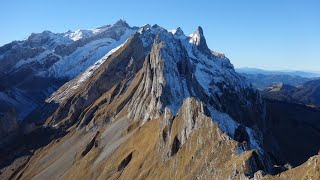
[127,38,165,123]
[159,98,211,158]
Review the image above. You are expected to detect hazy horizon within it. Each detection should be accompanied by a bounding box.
[1,0,319,71]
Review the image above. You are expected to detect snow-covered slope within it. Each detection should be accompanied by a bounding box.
[0,20,138,120]
[7,20,137,79]
[46,27,136,78]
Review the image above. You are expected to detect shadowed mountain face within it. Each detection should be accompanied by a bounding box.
[262,79,320,107]
[265,99,320,166]
[260,79,320,168]
[0,21,319,179]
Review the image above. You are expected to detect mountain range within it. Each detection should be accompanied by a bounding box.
[236,68,320,90]
[236,67,320,78]
[239,73,315,90]
[0,20,319,180]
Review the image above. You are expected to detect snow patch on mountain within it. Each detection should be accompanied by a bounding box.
[46,34,131,103]
[64,24,113,41]
[26,31,73,49]
[92,25,113,35]
[181,34,250,96]
[207,106,263,153]
[45,28,136,78]
[189,31,201,45]
[76,37,130,87]
[208,107,238,137]
[246,127,264,153]
[13,50,53,69]
[65,29,93,41]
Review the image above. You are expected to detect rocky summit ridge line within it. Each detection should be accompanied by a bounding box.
[0,20,319,180]
[47,23,267,155]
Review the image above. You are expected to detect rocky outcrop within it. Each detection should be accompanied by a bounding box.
[159,98,210,158]
[189,26,212,57]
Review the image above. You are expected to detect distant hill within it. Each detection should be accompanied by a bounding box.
[240,73,312,90]
[236,67,320,78]
[262,79,320,107]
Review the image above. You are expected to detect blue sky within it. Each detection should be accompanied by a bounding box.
[1,0,319,71]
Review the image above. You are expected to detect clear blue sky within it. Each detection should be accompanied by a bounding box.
[1,0,319,71]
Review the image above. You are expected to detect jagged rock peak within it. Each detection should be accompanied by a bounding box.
[189,26,211,55]
[168,27,185,37]
[176,27,184,34]
[175,98,208,144]
[28,30,53,38]
[113,19,130,28]
[152,24,160,28]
